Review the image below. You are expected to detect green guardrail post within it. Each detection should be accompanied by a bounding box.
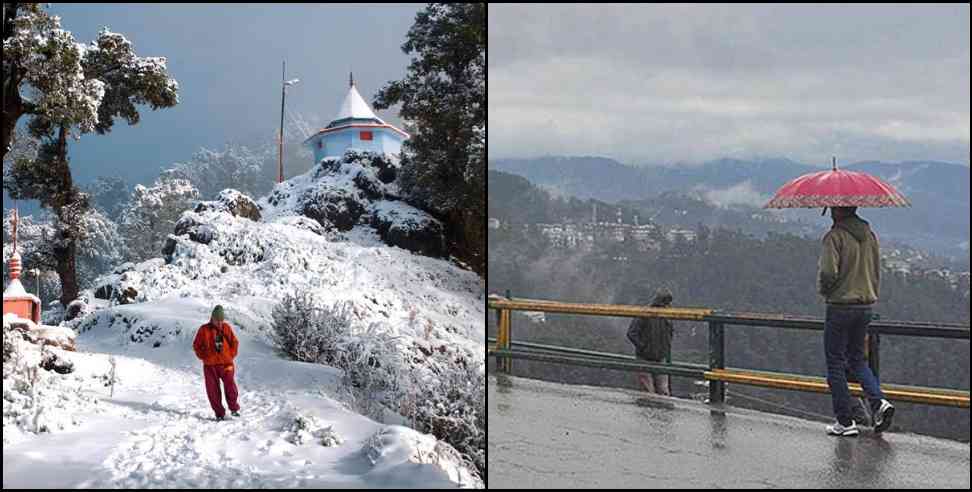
[709,321,726,404]
[869,332,881,380]
[869,313,881,380]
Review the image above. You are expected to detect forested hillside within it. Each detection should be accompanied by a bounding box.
[488,174,971,443]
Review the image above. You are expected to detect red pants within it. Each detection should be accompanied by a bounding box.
[203,364,240,418]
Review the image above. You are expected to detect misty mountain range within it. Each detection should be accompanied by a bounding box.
[488,156,970,257]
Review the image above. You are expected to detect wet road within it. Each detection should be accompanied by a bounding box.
[488,375,971,489]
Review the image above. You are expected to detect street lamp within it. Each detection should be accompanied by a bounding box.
[278,60,300,184]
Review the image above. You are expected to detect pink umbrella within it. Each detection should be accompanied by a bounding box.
[765,158,911,212]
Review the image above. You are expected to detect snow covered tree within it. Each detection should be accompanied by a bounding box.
[374,3,486,276]
[3,5,179,304]
[160,118,317,202]
[74,208,124,288]
[1,3,104,160]
[3,210,63,304]
[3,208,122,305]
[84,176,130,219]
[162,144,274,201]
[119,176,199,263]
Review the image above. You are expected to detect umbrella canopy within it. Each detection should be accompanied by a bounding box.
[765,159,911,209]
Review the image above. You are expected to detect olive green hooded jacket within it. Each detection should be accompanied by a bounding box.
[818,215,881,305]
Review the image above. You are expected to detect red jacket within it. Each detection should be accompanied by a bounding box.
[193,321,239,366]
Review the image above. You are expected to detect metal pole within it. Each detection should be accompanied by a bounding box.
[499,309,512,374]
[505,290,512,371]
[709,322,726,404]
[2,3,6,140]
[869,331,881,380]
[278,60,286,184]
[494,306,502,370]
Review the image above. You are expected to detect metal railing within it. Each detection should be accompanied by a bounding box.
[488,296,971,409]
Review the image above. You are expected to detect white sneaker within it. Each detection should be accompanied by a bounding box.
[873,400,895,434]
[827,421,860,437]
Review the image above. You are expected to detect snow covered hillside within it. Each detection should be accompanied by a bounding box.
[4,150,485,488]
[3,309,482,488]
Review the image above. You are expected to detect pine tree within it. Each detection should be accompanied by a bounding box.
[374,3,485,275]
[3,5,179,304]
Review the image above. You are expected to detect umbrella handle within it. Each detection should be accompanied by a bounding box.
[821,207,828,216]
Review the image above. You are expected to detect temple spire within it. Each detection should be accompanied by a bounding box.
[10,208,17,258]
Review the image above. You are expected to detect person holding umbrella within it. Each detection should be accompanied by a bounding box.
[766,158,906,437]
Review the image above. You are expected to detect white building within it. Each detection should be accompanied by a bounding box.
[488,218,501,230]
[666,228,697,244]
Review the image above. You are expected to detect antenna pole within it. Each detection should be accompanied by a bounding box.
[278,60,286,184]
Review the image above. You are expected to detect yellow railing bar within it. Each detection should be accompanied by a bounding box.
[705,369,970,409]
[489,297,713,321]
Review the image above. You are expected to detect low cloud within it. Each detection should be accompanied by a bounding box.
[699,181,769,209]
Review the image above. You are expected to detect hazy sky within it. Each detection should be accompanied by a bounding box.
[488,3,971,167]
[10,3,421,191]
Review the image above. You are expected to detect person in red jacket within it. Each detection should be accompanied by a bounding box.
[193,305,241,421]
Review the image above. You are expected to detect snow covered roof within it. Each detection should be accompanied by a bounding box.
[303,79,409,144]
[3,279,40,304]
[332,84,381,124]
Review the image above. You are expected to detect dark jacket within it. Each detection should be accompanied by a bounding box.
[818,215,881,305]
[627,316,673,362]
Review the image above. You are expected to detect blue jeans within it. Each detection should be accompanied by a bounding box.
[825,305,885,426]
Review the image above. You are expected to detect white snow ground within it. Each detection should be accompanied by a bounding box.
[3,300,481,488]
[4,151,485,488]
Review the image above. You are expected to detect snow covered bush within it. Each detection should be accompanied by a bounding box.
[270,293,353,364]
[271,295,407,420]
[2,315,94,446]
[407,357,485,479]
[286,412,344,447]
[2,317,15,364]
[334,322,407,421]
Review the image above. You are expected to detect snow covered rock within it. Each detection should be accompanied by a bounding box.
[65,299,89,322]
[300,187,367,231]
[273,215,334,238]
[40,350,75,374]
[34,325,79,352]
[260,150,447,258]
[174,214,217,245]
[4,314,78,352]
[194,189,262,222]
[362,426,483,489]
[372,201,447,258]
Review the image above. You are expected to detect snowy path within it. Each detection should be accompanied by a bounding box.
[4,319,479,489]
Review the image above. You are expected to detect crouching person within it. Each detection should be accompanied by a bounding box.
[626,288,675,396]
[193,305,241,421]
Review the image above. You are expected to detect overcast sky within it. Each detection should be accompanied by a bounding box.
[488,3,971,167]
[13,3,420,190]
